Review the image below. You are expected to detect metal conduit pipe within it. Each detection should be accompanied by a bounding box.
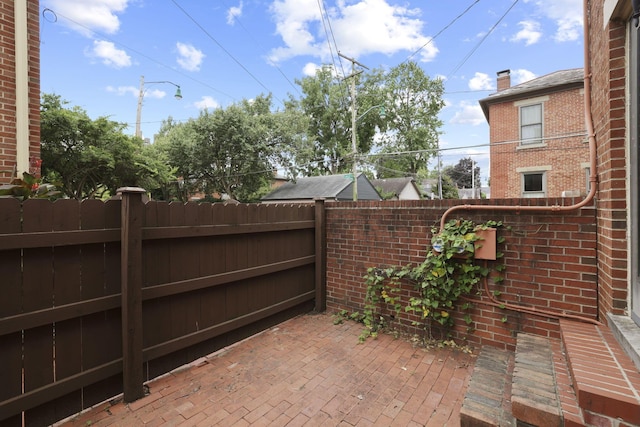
[441,0,602,326]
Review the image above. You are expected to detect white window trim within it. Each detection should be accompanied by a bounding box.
[520,170,548,198]
[518,102,545,146]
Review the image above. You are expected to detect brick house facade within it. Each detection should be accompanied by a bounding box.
[479,69,590,199]
[0,0,41,183]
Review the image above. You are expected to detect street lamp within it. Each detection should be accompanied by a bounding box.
[135,75,182,139]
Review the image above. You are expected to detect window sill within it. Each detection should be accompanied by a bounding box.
[516,142,547,150]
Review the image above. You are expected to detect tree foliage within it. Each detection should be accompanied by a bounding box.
[291,65,386,176]
[444,157,481,191]
[40,93,175,199]
[156,94,303,202]
[373,62,445,178]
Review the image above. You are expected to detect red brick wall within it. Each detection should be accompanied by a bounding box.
[588,1,629,319]
[489,86,589,199]
[325,199,597,350]
[0,0,41,183]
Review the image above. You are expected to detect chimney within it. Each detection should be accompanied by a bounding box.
[497,69,511,91]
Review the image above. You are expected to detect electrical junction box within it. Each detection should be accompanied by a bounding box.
[474,228,497,260]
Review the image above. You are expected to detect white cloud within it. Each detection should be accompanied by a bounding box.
[176,42,205,72]
[88,40,131,68]
[106,85,166,99]
[106,85,136,96]
[511,69,537,85]
[450,101,485,126]
[194,96,220,110]
[44,0,128,36]
[530,0,583,42]
[302,62,321,76]
[268,0,437,64]
[468,72,495,91]
[510,20,542,46]
[227,1,243,25]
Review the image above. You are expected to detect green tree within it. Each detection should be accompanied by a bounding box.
[40,93,175,199]
[444,157,480,191]
[374,61,445,178]
[158,94,295,202]
[292,65,385,176]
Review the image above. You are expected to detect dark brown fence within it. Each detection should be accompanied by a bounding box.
[0,190,325,426]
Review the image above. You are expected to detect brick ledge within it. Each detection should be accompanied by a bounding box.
[608,313,640,372]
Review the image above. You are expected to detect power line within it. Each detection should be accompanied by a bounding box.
[447,0,519,79]
[170,0,284,106]
[220,0,300,96]
[403,0,481,64]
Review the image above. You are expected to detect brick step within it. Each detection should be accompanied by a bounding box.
[461,334,584,427]
[560,319,640,426]
[511,333,565,427]
[460,346,515,427]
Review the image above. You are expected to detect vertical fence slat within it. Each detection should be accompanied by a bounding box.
[119,188,145,402]
[80,199,121,408]
[22,199,55,426]
[50,200,83,420]
[315,199,326,311]
[0,198,24,427]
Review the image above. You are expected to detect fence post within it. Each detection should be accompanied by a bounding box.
[314,198,326,311]
[118,187,146,402]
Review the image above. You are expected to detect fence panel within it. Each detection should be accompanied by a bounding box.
[0,197,320,426]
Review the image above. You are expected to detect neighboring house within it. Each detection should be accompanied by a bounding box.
[371,177,422,200]
[479,68,589,199]
[262,173,381,203]
[0,0,40,183]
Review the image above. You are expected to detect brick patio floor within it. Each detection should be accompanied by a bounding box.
[57,313,475,426]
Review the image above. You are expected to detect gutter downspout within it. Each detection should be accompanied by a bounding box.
[14,0,30,179]
[442,0,601,325]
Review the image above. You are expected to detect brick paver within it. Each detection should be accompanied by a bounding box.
[57,313,475,426]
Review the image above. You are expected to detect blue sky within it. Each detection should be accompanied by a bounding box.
[40,0,584,185]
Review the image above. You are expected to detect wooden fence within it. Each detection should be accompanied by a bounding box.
[0,189,325,426]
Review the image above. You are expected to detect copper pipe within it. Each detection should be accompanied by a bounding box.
[439,0,596,231]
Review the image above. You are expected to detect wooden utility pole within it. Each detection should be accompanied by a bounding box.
[338,52,368,201]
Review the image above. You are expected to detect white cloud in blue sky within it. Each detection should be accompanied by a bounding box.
[176,43,205,72]
[45,0,128,36]
[87,40,131,68]
[511,20,543,45]
[227,1,243,25]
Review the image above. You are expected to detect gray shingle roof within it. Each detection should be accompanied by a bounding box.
[371,177,416,196]
[262,173,381,201]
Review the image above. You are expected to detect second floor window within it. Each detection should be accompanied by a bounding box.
[520,103,543,145]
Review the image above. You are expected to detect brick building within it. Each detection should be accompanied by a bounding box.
[479,68,589,199]
[0,0,40,183]
[592,0,639,331]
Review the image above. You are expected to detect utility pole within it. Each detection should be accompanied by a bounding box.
[338,52,368,201]
[471,158,475,199]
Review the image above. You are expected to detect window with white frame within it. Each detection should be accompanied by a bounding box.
[520,103,543,145]
[522,172,546,197]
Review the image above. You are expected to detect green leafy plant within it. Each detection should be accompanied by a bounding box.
[0,172,60,200]
[361,218,503,341]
